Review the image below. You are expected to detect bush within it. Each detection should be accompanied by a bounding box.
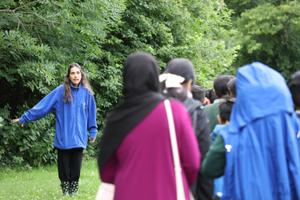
[0,105,56,167]
[0,0,237,167]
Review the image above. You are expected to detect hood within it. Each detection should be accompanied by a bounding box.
[229,62,294,131]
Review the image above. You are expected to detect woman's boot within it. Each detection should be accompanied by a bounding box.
[69,180,79,196]
[60,181,69,195]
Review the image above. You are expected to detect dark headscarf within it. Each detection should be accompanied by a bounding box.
[97,52,164,170]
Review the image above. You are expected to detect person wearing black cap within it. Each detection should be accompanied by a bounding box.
[165,58,213,200]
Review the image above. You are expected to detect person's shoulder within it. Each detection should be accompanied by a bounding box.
[184,97,200,105]
[184,97,204,112]
[169,98,184,107]
[56,84,64,90]
[80,85,94,96]
[204,100,220,111]
[50,84,64,94]
[217,124,231,139]
[213,124,227,133]
[203,102,213,110]
[168,99,191,121]
[168,98,187,112]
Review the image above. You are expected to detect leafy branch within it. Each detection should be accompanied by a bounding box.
[0,0,58,30]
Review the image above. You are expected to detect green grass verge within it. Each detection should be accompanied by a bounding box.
[0,159,100,200]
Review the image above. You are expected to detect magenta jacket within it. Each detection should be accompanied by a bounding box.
[101,100,200,200]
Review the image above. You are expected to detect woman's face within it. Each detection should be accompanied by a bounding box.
[69,66,82,87]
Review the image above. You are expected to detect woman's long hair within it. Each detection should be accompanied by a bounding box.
[64,63,94,103]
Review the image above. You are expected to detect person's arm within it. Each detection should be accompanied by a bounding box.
[100,153,117,183]
[18,86,60,125]
[201,135,226,178]
[195,109,211,158]
[88,94,97,142]
[202,97,210,105]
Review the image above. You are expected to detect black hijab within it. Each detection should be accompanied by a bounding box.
[97,52,165,170]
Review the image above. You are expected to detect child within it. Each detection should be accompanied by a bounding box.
[204,75,234,132]
[209,99,234,199]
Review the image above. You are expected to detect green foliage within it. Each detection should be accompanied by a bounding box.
[0,0,237,167]
[185,0,239,86]
[0,105,56,167]
[102,0,238,87]
[0,0,125,167]
[225,0,300,77]
[225,0,289,17]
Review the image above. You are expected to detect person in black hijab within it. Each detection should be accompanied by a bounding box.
[97,52,165,171]
[98,52,201,200]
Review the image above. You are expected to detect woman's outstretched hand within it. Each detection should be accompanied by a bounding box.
[11,118,23,127]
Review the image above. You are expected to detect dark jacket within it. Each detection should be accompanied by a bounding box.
[203,99,225,132]
[184,97,213,200]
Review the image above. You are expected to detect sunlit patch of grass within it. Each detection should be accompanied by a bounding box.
[0,159,100,200]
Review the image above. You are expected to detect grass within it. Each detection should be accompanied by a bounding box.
[0,159,100,200]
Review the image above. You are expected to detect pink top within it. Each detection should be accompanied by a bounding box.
[100,100,201,200]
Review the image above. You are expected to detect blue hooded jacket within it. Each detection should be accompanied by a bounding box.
[221,62,300,200]
[19,84,97,149]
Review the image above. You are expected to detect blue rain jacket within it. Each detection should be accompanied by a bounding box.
[20,84,97,149]
[220,62,300,200]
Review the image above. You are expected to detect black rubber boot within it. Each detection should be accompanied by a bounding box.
[69,180,79,196]
[60,181,69,196]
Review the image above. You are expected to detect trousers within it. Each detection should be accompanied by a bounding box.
[57,148,83,182]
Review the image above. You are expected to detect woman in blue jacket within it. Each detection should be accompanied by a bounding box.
[12,63,97,196]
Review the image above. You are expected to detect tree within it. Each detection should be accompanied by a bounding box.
[225,0,300,77]
[101,0,238,86]
[0,0,237,167]
[0,0,125,167]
